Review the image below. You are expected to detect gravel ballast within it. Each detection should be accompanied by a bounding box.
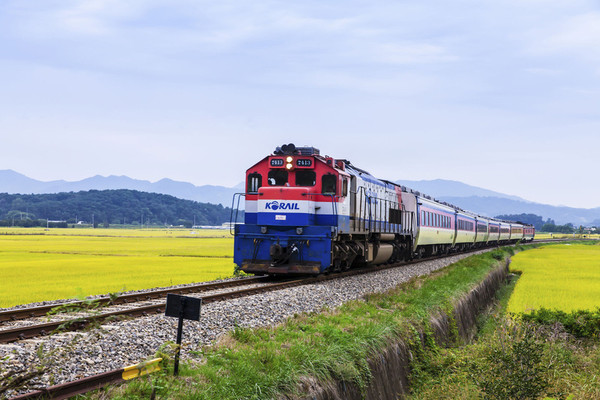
[0,251,489,397]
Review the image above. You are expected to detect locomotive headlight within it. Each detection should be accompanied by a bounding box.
[296,227,303,235]
[286,163,293,170]
[286,156,293,162]
[261,226,268,234]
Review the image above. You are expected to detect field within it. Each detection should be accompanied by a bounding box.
[0,227,235,308]
[507,243,600,313]
[534,233,600,240]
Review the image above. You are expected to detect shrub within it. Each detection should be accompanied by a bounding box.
[471,322,549,400]
[520,308,600,339]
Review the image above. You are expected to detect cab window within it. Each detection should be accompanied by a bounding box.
[296,170,316,186]
[322,174,337,195]
[247,173,262,193]
[342,178,348,197]
[268,170,288,186]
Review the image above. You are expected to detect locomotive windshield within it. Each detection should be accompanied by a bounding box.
[296,170,316,186]
[322,174,337,195]
[268,170,288,186]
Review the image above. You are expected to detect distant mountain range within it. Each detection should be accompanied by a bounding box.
[395,179,528,203]
[2,170,599,225]
[0,170,242,207]
[395,179,600,226]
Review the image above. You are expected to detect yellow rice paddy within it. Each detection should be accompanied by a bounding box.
[0,228,235,308]
[507,243,600,313]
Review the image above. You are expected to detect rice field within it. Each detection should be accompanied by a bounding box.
[534,233,600,240]
[0,228,235,308]
[507,243,600,313]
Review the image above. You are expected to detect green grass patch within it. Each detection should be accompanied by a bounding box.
[90,246,535,400]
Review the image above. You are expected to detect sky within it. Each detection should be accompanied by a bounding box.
[0,0,599,208]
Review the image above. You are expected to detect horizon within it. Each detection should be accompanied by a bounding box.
[4,167,598,211]
[1,1,599,208]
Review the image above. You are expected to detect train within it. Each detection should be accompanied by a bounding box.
[232,144,534,275]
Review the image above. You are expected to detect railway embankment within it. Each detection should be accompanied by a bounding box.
[82,245,537,400]
[299,254,513,400]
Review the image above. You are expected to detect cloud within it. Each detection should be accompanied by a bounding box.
[545,12,600,57]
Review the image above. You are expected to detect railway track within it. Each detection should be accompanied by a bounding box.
[0,275,270,323]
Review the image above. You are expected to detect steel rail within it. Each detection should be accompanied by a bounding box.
[0,276,270,323]
[0,278,308,343]
[10,369,124,400]
[9,358,162,400]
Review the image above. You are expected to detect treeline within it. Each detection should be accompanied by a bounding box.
[0,190,233,228]
[495,213,546,230]
[495,213,587,233]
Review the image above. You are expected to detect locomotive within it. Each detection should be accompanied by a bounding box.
[232,144,534,275]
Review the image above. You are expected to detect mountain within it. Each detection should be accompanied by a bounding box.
[0,170,241,207]
[395,179,527,202]
[3,170,600,225]
[395,179,600,226]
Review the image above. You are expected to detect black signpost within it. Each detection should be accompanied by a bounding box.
[165,294,202,376]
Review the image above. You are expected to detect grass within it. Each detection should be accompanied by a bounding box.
[0,228,235,308]
[89,246,528,400]
[507,242,600,313]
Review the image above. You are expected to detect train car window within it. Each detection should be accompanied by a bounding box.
[247,173,262,193]
[322,174,337,195]
[296,170,316,186]
[268,170,288,186]
[342,178,348,197]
